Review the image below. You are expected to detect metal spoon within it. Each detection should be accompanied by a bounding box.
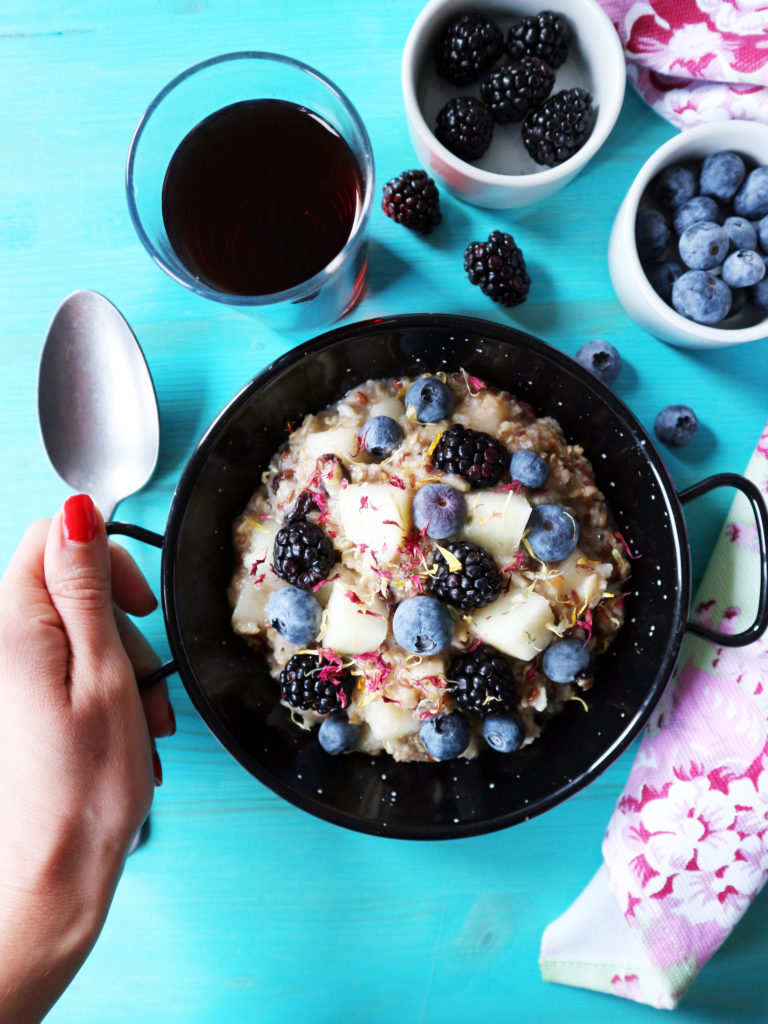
[38,290,159,520]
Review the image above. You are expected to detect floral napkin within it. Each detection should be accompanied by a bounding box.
[539,423,768,1008]
[597,0,768,128]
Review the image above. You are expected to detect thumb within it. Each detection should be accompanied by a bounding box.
[44,494,122,673]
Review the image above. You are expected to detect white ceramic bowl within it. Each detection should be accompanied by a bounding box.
[401,0,626,209]
[609,120,768,349]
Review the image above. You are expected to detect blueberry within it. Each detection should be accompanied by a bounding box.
[734,166,768,219]
[678,220,729,270]
[723,216,757,251]
[756,215,768,253]
[652,164,697,209]
[699,150,746,202]
[509,449,550,488]
[392,596,454,654]
[575,339,622,384]
[361,415,403,458]
[654,404,699,447]
[404,375,453,422]
[482,712,525,753]
[526,504,578,562]
[673,195,720,237]
[318,713,361,755]
[671,270,732,324]
[412,483,467,539]
[729,286,748,316]
[419,712,470,760]
[541,638,590,683]
[721,249,766,289]
[749,276,768,310]
[635,208,670,260]
[645,259,684,302]
[266,587,322,646]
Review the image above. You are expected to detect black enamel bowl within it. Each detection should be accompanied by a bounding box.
[110,314,768,839]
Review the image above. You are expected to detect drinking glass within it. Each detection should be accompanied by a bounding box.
[126,52,374,331]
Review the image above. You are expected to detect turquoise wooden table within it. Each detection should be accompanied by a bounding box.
[1,2,767,1022]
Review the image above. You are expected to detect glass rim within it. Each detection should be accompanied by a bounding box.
[125,50,375,307]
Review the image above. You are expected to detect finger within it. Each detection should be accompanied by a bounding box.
[114,609,174,738]
[43,495,123,681]
[109,541,158,617]
[1,519,52,602]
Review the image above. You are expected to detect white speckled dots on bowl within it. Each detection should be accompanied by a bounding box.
[401,0,626,209]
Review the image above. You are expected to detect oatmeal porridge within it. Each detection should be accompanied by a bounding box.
[229,371,630,762]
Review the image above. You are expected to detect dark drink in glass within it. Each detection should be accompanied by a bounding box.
[162,99,364,297]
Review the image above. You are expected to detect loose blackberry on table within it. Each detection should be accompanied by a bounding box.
[381,169,442,235]
[464,230,530,307]
[431,422,509,488]
[272,518,336,589]
[431,540,503,611]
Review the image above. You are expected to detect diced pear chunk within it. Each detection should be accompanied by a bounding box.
[321,579,388,655]
[460,490,531,559]
[338,482,412,560]
[301,426,360,463]
[369,397,405,421]
[470,588,554,661]
[231,522,281,634]
[359,699,416,742]
[550,548,607,609]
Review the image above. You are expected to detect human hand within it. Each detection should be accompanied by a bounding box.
[0,495,174,1024]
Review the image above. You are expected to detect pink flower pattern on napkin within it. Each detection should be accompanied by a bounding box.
[595,422,768,1005]
[598,0,768,127]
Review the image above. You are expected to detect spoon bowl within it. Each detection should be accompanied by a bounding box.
[38,290,160,520]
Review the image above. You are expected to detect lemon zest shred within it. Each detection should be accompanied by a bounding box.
[435,544,462,572]
[426,432,443,459]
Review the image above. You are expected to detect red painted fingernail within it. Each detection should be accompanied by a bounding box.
[62,494,98,543]
[152,749,163,787]
[168,703,176,736]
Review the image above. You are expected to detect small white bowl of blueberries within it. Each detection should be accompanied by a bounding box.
[609,120,768,349]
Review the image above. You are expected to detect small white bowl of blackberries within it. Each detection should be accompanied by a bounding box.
[401,0,626,208]
[609,120,768,349]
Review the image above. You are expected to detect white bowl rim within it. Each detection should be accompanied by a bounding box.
[618,119,768,346]
[401,0,626,190]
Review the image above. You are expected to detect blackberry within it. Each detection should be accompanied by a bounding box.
[435,96,494,163]
[279,653,353,714]
[431,540,503,611]
[480,57,555,124]
[464,230,530,307]
[273,518,336,590]
[435,12,504,85]
[449,644,517,714]
[382,169,442,235]
[522,88,595,167]
[506,10,570,69]
[432,422,509,488]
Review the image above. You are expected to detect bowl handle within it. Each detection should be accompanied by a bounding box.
[679,472,768,648]
[105,521,177,690]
